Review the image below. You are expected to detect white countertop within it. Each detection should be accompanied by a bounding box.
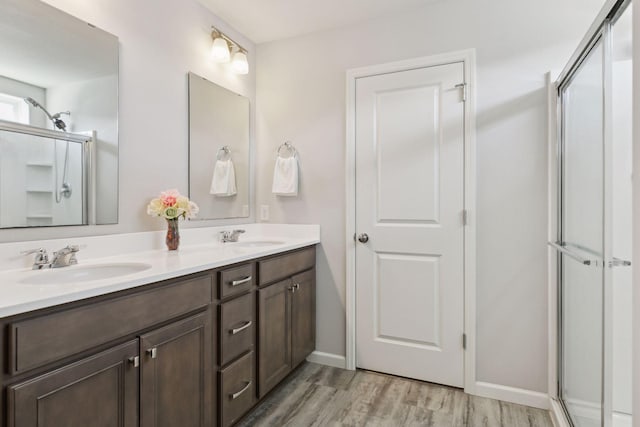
[0,224,320,318]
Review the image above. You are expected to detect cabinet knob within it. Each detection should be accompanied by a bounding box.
[147,348,157,359]
[128,356,140,368]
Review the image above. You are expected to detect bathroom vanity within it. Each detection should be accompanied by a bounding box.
[0,229,317,427]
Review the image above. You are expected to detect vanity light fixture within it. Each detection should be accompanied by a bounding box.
[231,50,249,75]
[211,36,230,62]
[211,26,249,75]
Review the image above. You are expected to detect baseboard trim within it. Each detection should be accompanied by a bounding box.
[549,398,570,427]
[474,381,549,410]
[306,351,347,369]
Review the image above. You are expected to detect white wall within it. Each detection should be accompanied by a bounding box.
[255,0,603,393]
[0,0,256,242]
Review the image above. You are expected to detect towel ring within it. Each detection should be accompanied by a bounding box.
[217,145,231,161]
[276,141,297,159]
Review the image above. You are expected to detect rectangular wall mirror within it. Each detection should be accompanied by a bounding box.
[188,73,250,220]
[0,0,118,228]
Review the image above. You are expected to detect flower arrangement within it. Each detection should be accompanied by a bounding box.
[147,189,199,220]
[147,189,199,250]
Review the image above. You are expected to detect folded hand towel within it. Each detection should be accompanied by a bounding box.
[210,159,237,196]
[272,156,298,196]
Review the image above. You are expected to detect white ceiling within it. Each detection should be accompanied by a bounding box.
[198,0,441,44]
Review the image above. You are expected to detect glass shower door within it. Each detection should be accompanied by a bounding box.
[558,36,605,427]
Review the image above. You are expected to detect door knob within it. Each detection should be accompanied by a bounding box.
[357,233,369,243]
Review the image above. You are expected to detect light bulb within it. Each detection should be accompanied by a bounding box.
[211,37,230,63]
[231,51,249,75]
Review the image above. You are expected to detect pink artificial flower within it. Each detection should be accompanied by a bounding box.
[160,189,180,207]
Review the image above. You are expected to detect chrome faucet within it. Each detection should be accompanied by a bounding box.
[50,245,80,268]
[220,229,245,243]
[21,248,50,270]
[22,245,80,269]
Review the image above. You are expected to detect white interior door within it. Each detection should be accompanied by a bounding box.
[355,62,466,387]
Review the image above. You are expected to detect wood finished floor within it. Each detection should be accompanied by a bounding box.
[238,363,553,427]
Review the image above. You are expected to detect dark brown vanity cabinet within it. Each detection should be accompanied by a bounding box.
[3,273,214,427]
[291,269,316,368]
[216,263,257,427]
[257,247,316,398]
[7,340,140,427]
[7,311,213,427]
[1,245,316,427]
[140,311,212,427]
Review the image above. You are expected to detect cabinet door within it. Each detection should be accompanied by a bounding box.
[140,310,212,427]
[258,279,292,397]
[7,340,139,427]
[292,269,316,367]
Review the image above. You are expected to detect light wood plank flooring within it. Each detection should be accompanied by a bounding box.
[238,363,553,427]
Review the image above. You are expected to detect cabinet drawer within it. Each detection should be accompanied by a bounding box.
[219,292,255,366]
[9,274,212,374]
[218,263,254,299]
[219,351,255,427]
[258,246,316,286]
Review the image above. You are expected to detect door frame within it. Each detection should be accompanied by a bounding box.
[344,49,477,393]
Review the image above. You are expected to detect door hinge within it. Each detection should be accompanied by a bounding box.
[462,333,467,350]
[455,83,467,102]
[462,209,468,226]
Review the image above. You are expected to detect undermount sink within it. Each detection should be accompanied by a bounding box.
[19,262,152,286]
[231,240,285,248]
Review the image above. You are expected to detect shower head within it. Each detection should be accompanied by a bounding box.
[23,97,68,131]
[24,97,54,121]
[24,97,39,108]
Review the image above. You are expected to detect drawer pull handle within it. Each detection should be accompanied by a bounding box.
[231,276,252,286]
[230,381,252,400]
[128,356,140,368]
[230,320,253,335]
[147,348,157,359]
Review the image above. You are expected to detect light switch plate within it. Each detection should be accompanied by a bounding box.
[260,205,269,221]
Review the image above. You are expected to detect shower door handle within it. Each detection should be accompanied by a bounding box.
[609,258,631,267]
[548,241,599,266]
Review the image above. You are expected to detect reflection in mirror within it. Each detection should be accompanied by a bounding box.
[188,73,250,220]
[0,0,118,228]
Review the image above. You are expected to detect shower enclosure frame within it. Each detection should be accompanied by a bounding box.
[0,119,93,227]
[551,0,631,426]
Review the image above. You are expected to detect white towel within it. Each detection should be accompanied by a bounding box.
[209,159,237,196]
[272,156,298,196]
